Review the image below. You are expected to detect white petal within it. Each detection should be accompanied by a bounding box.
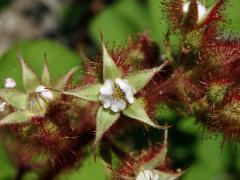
[5,78,16,88]
[183,2,190,13]
[116,78,136,101]
[41,90,53,100]
[136,170,155,180]
[100,79,114,95]
[0,102,7,112]
[35,85,46,93]
[99,94,113,108]
[116,78,129,92]
[183,1,206,20]
[111,98,126,113]
[35,85,53,100]
[153,174,160,180]
[125,92,135,104]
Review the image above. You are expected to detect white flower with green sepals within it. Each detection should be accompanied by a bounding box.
[63,43,168,146]
[0,54,79,125]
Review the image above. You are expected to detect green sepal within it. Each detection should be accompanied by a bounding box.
[41,60,51,87]
[123,99,166,129]
[63,83,102,101]
[94,107,120,146]
[54,66,80,90]
[0,111,33,125]
[143,145,167,169]
[102,43,122,80]
[125,67,160,92]
[0,89,27,110]
[19,57,40,92]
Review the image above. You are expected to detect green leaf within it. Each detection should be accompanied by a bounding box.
[63,83,102,101]
[0,111,33,125]
[54,66,80,90]
[95,107,120,146]
[59,155,106,180]
[125,67,160,92]
[143,145,167,169]
[19,57,40,92]
[148,0,168,47]
[102,44,122,80]
[123,99,165,129]
[0,142,16,179]
[89,0,148,46]
[41,60,51,87]
[0,40,84,90]
[0,89,27,109]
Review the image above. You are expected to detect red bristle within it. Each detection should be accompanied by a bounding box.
[162,0,184,32]
[200,0,229,28]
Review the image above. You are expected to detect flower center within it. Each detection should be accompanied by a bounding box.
[27,86,53,114]
[99,79,135,113]
[112,84,126,100]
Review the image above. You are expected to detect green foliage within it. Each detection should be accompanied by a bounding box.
[59,155,106,180]
[89,0,150,46]
[0,40,84,90]
[1,0,240,179]
[0,142,16,179]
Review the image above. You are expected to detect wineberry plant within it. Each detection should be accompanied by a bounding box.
[0,0,239,179]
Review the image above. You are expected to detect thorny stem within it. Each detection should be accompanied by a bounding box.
[39,130,95,180]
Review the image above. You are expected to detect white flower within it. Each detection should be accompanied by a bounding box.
[183,1,207,20]
[136,170,159,180]
[0,101,7,112]
[99,79,136,113]
[4,78,16,88]
[35,85,53,100]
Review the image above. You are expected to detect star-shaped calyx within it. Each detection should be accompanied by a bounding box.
[0,54,79,125]
[63,43,168,146]
[101,129,182,180]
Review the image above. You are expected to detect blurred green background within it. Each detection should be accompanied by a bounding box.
[0,0,239,179]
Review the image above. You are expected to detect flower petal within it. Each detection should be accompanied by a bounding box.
[111,98,126,113]
[35,85,53,100]
[183,1,206,20]
[99,94,113,108]
[100,79,114,95]
[125,91,135,104]
[153,169,182,180]
[115,78,135,104]
[5,78,16,88]
[0,102,7,112]
[136,170,156,180]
